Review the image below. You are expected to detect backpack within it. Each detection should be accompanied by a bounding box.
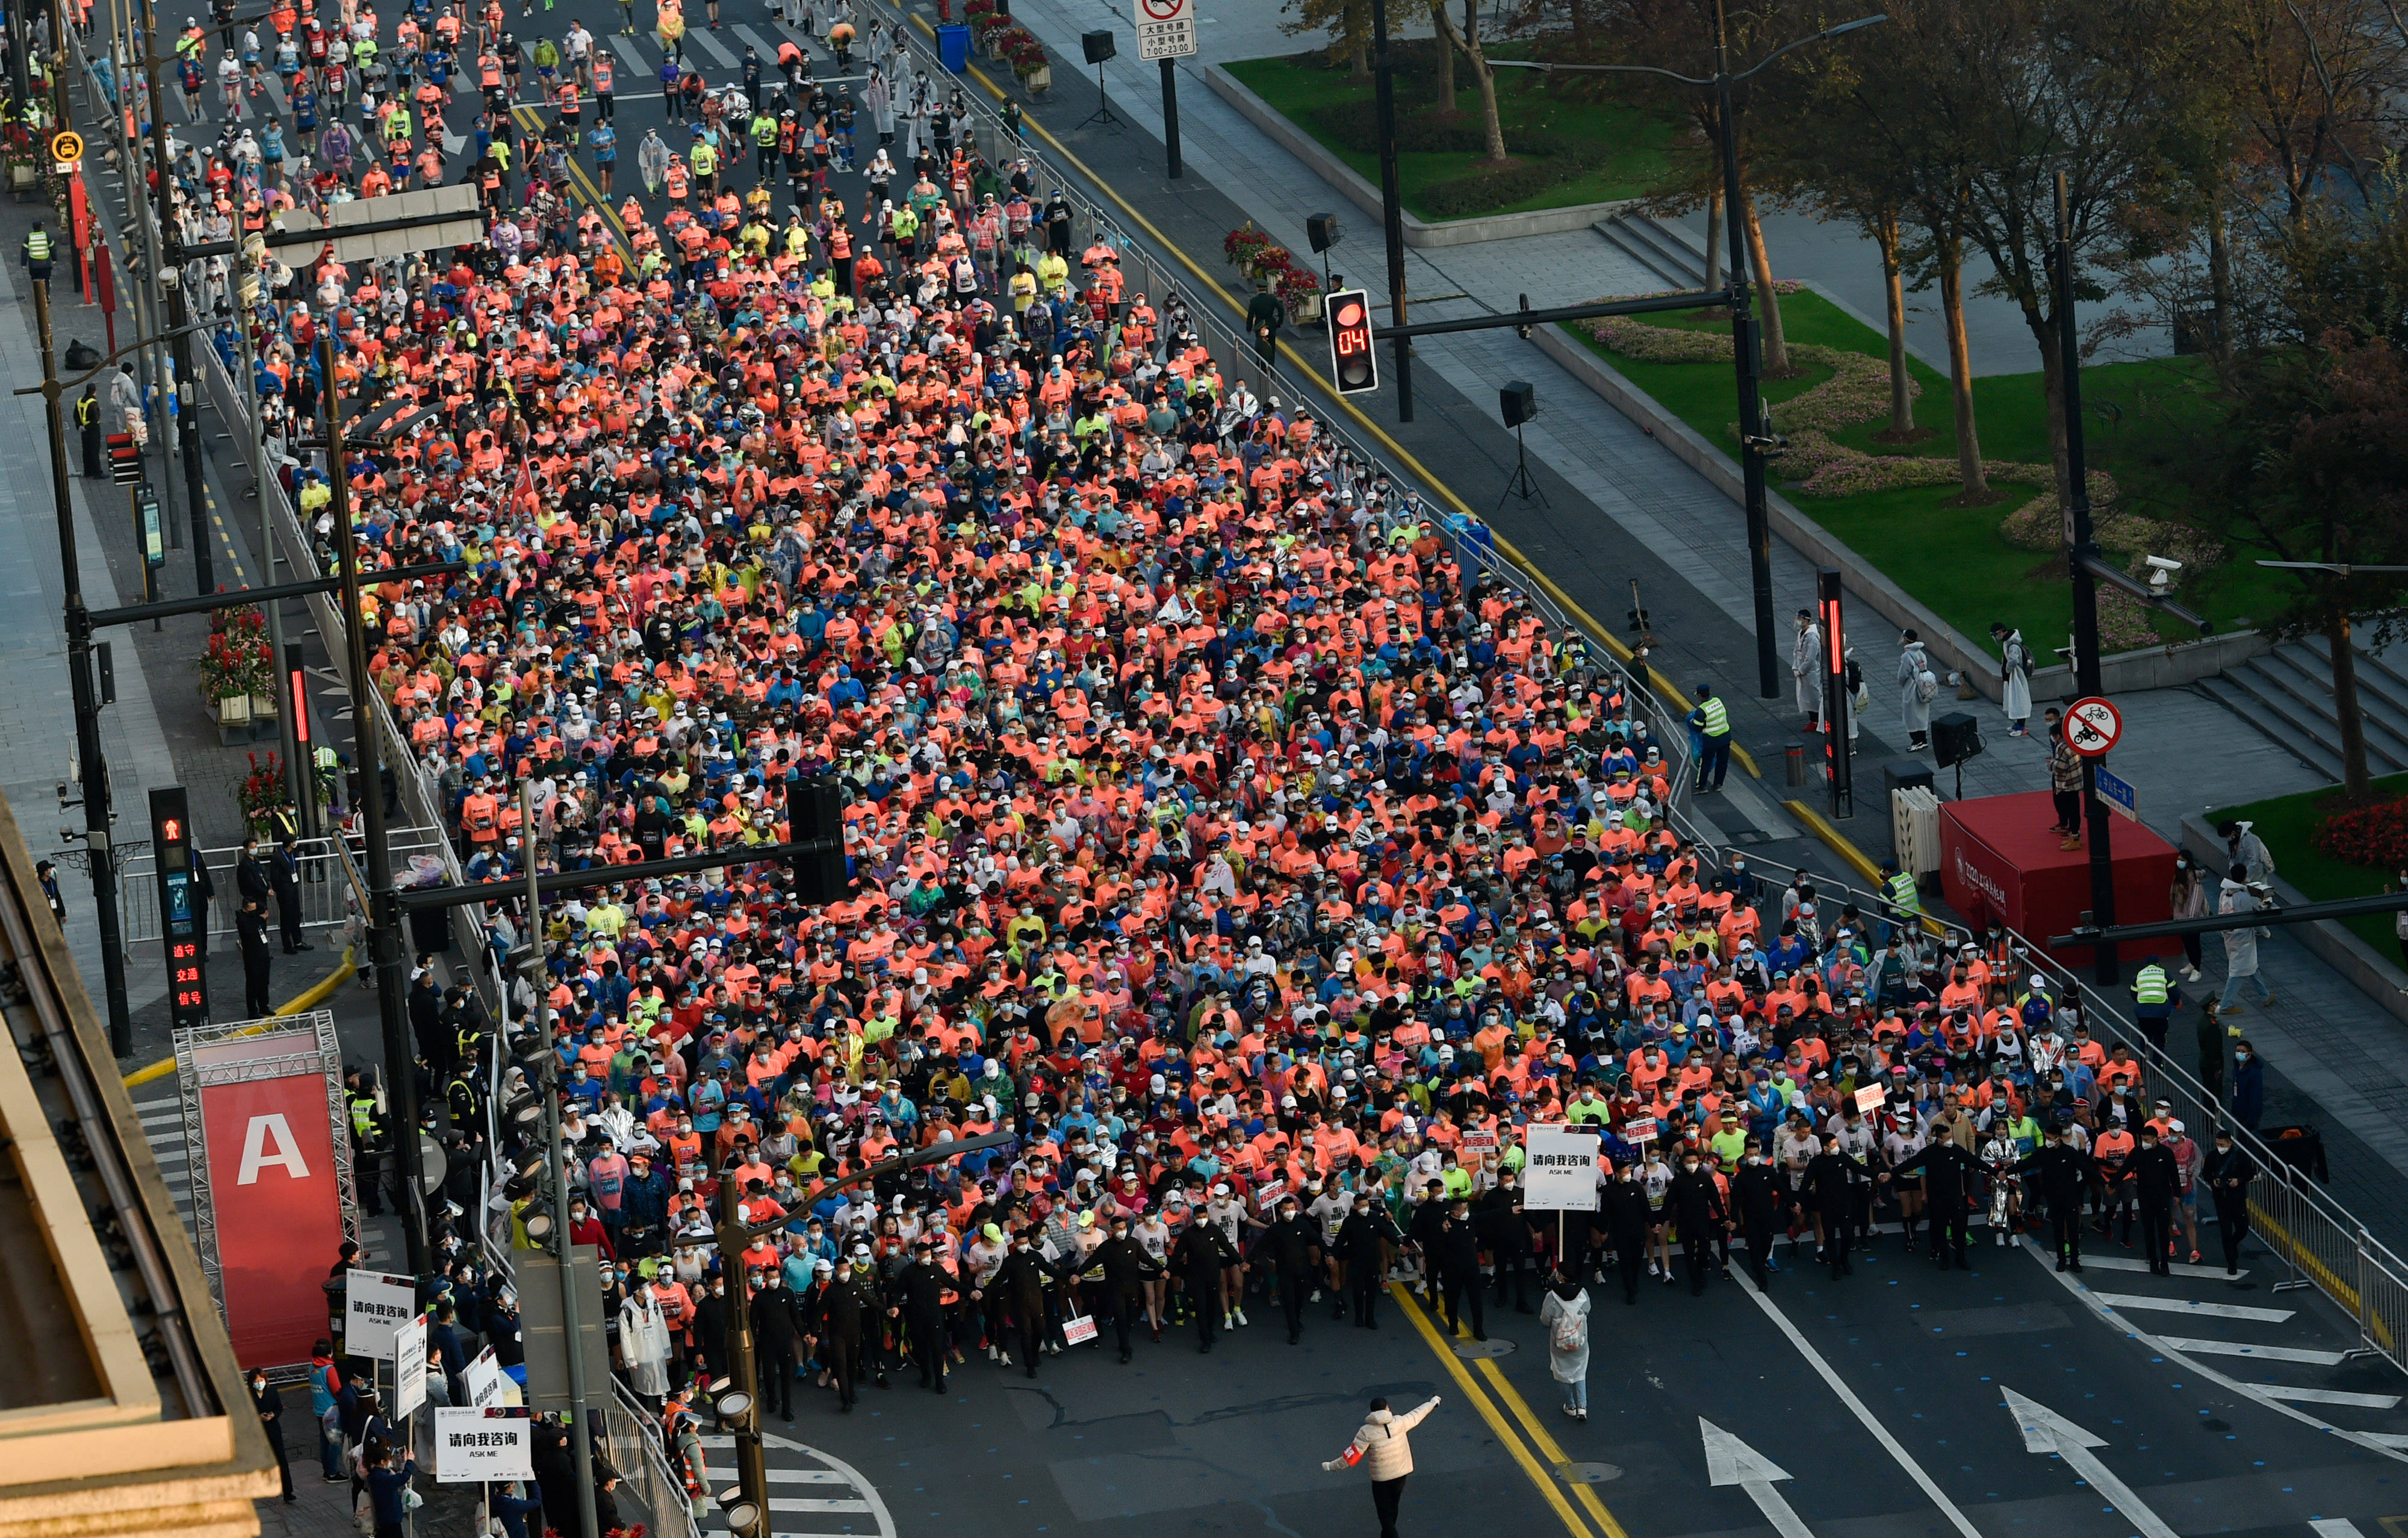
[1914,669,1938,704]
[1551,1304,1583,1354]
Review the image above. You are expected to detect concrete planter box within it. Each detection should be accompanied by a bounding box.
[1530,321,2270,704]
[1204,63,1639,249]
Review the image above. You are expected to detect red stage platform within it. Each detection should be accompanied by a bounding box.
[1935,791,2176,963]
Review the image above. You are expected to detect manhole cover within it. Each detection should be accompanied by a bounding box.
[1453,1338,1516,1359]
[1562,1462,1624,1484]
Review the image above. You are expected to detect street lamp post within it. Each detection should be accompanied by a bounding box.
[1489,13,1886,703]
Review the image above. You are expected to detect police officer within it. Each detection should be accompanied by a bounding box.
[22,219,54,287]
[346,1069,386,1215]
[1731,1136,1784,1285]
[2130,953,2180,1052]
[1689,683,1733,792]
[237,896,275,1016]
[76,385,101,477]
[1880,857,1921,931]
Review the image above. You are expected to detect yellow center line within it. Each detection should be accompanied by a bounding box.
[1389,1282,1611,1538]
[909,11,1758,776]
[512,105,635,261]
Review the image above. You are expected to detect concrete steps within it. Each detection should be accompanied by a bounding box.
[2199,637,2408,782]
[1595,211,1720,291]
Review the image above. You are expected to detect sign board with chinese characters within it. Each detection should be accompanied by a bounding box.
[1134,0,1197,60]
[393,1310,429,1418]
[1521,1123,1601,1212]
[346,1269,418,1359]
[435,1407,533,1483]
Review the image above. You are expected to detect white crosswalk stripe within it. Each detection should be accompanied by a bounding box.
[683,26,739,67]
[2251,1384,2403,1409]
[2071,1253,2246,1281]
[609,35,653,82]
[692,1433,893,1536]
[2157,1336,2353,1366]
[2091,1292,2295,1323]
[731,24,781,60]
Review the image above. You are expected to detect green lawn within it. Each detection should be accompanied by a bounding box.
[2208,778,2408,953]
[1223,49,1680,221]
[1567,290,2280,657]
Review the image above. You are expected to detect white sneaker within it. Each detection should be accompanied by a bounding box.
[998,1351,1011,1366]
[1647,1260,1660,1277]
[1235,1308,1250,1327]
[1222,1312,1233,1330]
[2182,967,2202,982]
[985,1342,997,1360]
[1310,1289,1321,1302]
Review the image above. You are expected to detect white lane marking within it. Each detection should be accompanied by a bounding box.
[2158,1336,2351,1365]
[2312,1523,2371,1538]
[2248,1384,2401,1409]
[2001,1388,2177,1538]
[2076,1254,2247,1280]
[2092,1292,2295,1323]
[1700,1418,1814,1538]
[703,1468,851,1484]
[685,26,739,66]
[732,24,781,58]
[1731,1271,1984,1538]
[2020,1239,2407,1462]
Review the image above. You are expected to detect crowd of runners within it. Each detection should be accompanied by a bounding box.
[93,0,2265,1507]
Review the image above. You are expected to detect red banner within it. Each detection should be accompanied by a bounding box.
[198,1065,347,1369]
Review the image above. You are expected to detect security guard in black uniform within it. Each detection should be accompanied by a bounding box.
[237,896,275,1016]
[76,385,101,477]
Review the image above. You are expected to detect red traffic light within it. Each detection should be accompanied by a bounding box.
[1326,288,1379,395]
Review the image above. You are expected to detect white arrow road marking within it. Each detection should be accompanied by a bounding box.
[1731,1271,1984,1538]
[2001,1386,2177,1538]
[1700,1418,1814,1538]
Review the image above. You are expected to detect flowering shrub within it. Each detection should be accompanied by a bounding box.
[1224,225,1274,267]
[2314,798,2408,870]
[237,751,296,837]
[999,29,1047,73]
[198,603,275,700]
[1275,265,1322,306]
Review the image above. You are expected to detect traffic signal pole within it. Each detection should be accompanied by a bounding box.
[33,281,136,1055]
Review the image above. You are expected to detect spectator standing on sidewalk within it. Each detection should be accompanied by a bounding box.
[1897,630,1936,751]
[1322,1395,1442,1538]
[2215,867,2276,1015]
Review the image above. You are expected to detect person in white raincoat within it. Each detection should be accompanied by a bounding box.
[1897,630,1935,751]
[619,1278,672,1407]
[2216,868,2275,1014]
[1539,1277,1590,1420]
[1991,622,2035,736]
[1792,607,1823,728]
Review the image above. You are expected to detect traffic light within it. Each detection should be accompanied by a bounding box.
[789,777,852,905]
[1326,288,1377,395]
[150,786,209,1030]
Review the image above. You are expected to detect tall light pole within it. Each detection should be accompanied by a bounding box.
[30,282,137,1054]
[1366,0,1413,424]
[320,330,429,1279]
[1492,13,1887,702]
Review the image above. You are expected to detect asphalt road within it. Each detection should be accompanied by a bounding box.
[721,1228,2408,1538]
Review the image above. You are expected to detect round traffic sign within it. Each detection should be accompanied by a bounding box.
[49,130,82,163]
[1140,0,1185,18]
[2064,695,2121,757]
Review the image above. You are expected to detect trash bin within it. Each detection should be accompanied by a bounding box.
[1881,756,1933,807]
[937,23,972,72]
[408,905,454,955]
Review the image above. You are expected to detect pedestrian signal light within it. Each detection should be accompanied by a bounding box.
[151,786,208,1030]
[1327,288,1378,395]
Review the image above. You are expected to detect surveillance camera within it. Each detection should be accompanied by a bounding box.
[2144,554,2183,572]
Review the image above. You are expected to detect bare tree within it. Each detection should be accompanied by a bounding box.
[1432,0,1510,160]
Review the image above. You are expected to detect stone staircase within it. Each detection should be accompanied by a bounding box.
[2197,634,2408,783]
[1595,211,1722,291]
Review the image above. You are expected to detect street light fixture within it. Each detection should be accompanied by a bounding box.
[1488,10,1889,702]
